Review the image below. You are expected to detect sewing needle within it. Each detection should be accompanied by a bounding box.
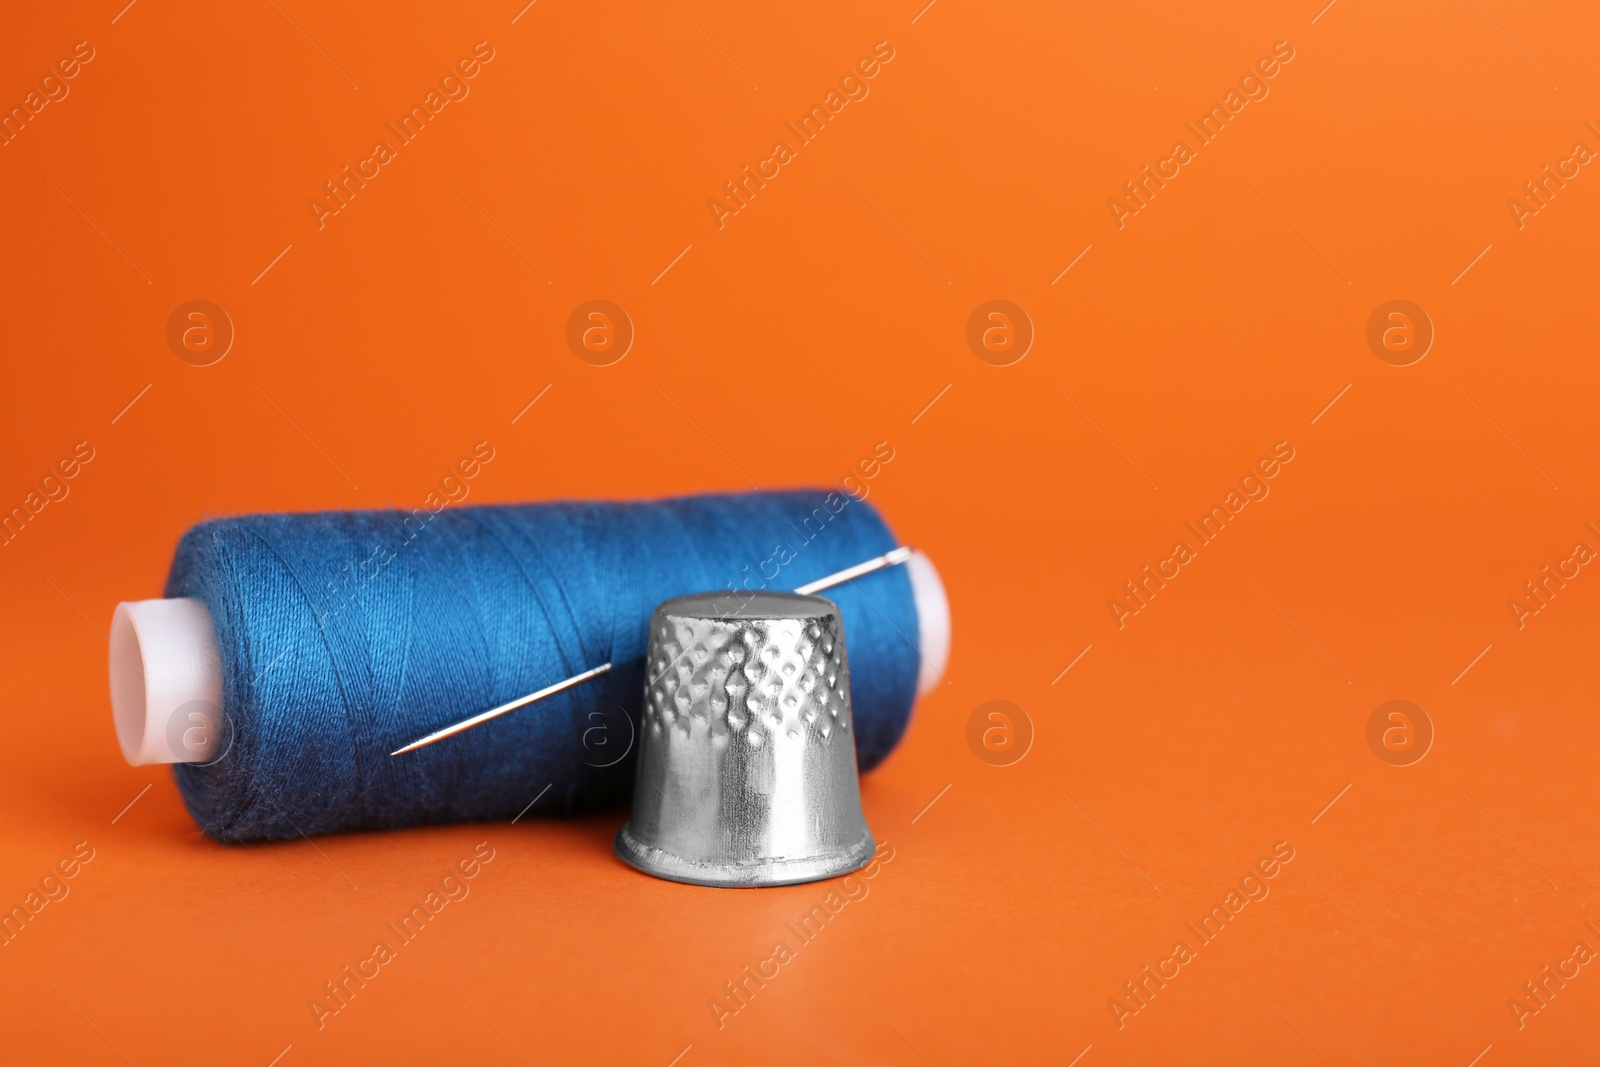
[389,545,914,756]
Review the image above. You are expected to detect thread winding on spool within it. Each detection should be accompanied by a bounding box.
[107,490,948,843]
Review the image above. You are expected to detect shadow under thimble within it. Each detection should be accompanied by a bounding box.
[615,591,876,888]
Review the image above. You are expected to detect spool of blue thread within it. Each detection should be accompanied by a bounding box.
[106,490,948,843]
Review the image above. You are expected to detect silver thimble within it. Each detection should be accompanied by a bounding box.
[615,591,875,887]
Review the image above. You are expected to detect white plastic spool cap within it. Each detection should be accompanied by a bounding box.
[109,598,224,766]
[906,550,950,698]
[107,551,951,766]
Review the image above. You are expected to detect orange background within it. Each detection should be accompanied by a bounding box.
[3,0,1599,1063]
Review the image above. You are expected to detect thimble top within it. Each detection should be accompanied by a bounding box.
[617,590,875,887]
[646,591,852,748]
[656,590,833,620]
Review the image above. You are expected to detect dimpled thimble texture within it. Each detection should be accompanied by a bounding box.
[615,591,875,887]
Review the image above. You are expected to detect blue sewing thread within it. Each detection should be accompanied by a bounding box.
[164,489,921,843]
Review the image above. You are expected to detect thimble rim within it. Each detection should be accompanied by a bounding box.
[613,822,876,888]
[653,590,836,622]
